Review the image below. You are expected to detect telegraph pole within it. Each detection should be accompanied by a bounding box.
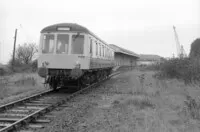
[12,29,18,70]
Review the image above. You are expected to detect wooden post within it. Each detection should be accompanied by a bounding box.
[12,29,17,70]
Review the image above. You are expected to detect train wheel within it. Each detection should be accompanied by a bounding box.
[79,75,89,87]
[103,70,107,79]
[43,76,49,88]
[50,82,57,91]
[49,77,58,91]
[77,79,82,90]
[90,74,96,84]
[100,71,104,80]
[96,71,101,82]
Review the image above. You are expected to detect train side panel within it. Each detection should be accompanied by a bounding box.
[89,58,114,69]
[86,34,115,69]
[38,54,90,69]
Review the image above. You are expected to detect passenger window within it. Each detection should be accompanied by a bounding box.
[96,42,98,56]
[99,43,101,56]
[105,47,107,57]
[71,35,84,54]
[101,45,103,57]
[104,46,106,57]
[102,45,105,57]
[42,34,54,53]
[105,47,106,57]
[90,38,92,54]
[106,48,108,58]
[112,52,114,58]
[107,48,109,58]
[56,34,69,54]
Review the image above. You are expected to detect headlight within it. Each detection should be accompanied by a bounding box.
[75,61,81,69]
[38,67,47,78]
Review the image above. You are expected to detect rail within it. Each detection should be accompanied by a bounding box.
[0,72,120,132]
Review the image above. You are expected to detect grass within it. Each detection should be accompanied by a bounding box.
[154,58,200,84]
[131,69,200,125]
[126,96,155,109]
[183,95,200,120]
[145,58,200,122]
[0,72,46,105]
[32,68,200,132]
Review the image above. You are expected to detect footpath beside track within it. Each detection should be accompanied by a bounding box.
[0,72,120,132]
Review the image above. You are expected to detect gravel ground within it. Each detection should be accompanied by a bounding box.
[34,69,200,132]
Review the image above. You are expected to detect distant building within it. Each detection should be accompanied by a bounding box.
[137,54,163,66]
[109,44,139,67]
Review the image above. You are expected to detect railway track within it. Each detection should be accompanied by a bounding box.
[0,72,120,132]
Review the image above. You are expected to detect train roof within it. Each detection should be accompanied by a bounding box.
[41,23,109,46]
[41,23,90,33]
[109,44,139,58]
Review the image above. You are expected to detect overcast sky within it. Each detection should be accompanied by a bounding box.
[0,0,199,64]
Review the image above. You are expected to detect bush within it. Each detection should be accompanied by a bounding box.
[0,68,6,76]
[0,66,13,76]
[189,38,200,58]
[31,59,37,72]
[7,58,38,73]
[155,58,200,84]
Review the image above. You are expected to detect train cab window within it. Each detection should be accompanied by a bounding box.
[56,34,69,54]
[42,34,55,53]
[71,35,84,54]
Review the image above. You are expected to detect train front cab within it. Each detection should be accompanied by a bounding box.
[38,32,91,89]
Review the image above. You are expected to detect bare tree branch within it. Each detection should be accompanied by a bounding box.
[15,43,38,64]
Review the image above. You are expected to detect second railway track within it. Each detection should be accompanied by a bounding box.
[0,72,120,132]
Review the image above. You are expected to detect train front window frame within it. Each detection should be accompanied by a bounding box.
[42,34,55,54]
[71,34,85,54]
[56,34,69,54]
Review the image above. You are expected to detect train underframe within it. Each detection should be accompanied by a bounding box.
[45,68,112,90]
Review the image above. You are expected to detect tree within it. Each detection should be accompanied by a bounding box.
[15,43,38,64]
[189,38,200,59]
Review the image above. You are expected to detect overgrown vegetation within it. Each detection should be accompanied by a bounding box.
[0,43,38,75]
[155,38,200,84]
[183,95,200,120]
[189,38,200,58]
[155,58,200,84]
[150,38,200,121]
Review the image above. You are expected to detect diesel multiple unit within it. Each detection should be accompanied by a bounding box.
[38,23,115,90]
